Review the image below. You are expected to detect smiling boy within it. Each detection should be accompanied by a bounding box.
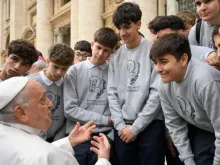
[150,33,220,165]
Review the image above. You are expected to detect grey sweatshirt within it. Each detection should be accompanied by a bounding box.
[64,59,112,135]
[159,59,220,165]
[190,45,214,61]
[108,38,163,136]
[29,71,65,139]
[188,20,215,48]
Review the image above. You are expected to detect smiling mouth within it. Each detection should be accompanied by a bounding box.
[201,13,209,16]
[160,74,167,77]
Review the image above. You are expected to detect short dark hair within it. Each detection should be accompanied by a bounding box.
[113,2,142,28]
[7,39,38,66]
[74,40,92,56]
[148,15,185,34]
[94,27,119,49]
[37,50,43,57]
[48,43,74,66]
[150,33,191,62]
[212,25,220,50]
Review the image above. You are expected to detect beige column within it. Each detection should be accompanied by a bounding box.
[36,0,53,58]
[0,0,3,51]
[167,0,179,15]
[54,27,68,43]
[158,0,166,16]
[125,0,157,40]
[70,0,79,48]
[78,0,104,42]
[10,0,25,40]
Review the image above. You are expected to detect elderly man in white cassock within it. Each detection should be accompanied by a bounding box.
[0,77,111,165]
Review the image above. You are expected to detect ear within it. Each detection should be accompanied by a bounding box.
[136,20,141,30]
[46,59,50,65]
[3,51,8,62]
[14,105,29,123]
[181,53,189,67]
[91,41,94,49]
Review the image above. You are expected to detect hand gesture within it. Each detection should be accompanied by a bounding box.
[68,121,96,147]
[90,133,110,160]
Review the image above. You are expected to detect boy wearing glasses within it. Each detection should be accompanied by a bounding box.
[73,40,92,64]
[29,43,74,142]
[64,27,118,165]
[0,39,38,82]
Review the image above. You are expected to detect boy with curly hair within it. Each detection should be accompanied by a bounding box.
[29,43,74,142]
[0,39,38,81]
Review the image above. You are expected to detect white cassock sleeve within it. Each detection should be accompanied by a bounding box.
[95,158,111,165]
[52,137,74,154]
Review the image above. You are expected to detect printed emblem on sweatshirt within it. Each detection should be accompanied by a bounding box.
[176,96,196,122]
[127,60,140,85]
[89,76,107,99]
[46,91,61,114]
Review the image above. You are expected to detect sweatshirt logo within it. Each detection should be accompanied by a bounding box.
[176,96,196,122]
[89,76,106,99]
[127,60,140,85]
[46,91,61,114]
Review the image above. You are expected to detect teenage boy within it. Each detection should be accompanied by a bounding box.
[189,0,220,66]
[108,2,165,165]
[29,43,74,142]
[176,10,197,37]
[150,33,220,165]
[73,40,92,64]
[189,0,220,48]
[148,15,215,62]
[0,39,38,82]
[64,27,118,165]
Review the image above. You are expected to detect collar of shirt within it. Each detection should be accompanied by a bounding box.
[85,58,108,70]
[0,121,41,135]
[125,37,145,50]
[40,70,63,86]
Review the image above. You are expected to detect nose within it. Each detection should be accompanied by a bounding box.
[14,62,22,70]
[56,69,63,76]
[155,63,162,73]
[47,98,53,109]
[200,2,207,10]
[118,28,126,37]
[98,49,104,56]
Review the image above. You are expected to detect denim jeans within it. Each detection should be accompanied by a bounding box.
[188,125,215,165]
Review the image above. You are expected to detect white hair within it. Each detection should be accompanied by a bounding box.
[32,60,47,69]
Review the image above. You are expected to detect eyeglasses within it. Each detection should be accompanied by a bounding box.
[75,52,90,59]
